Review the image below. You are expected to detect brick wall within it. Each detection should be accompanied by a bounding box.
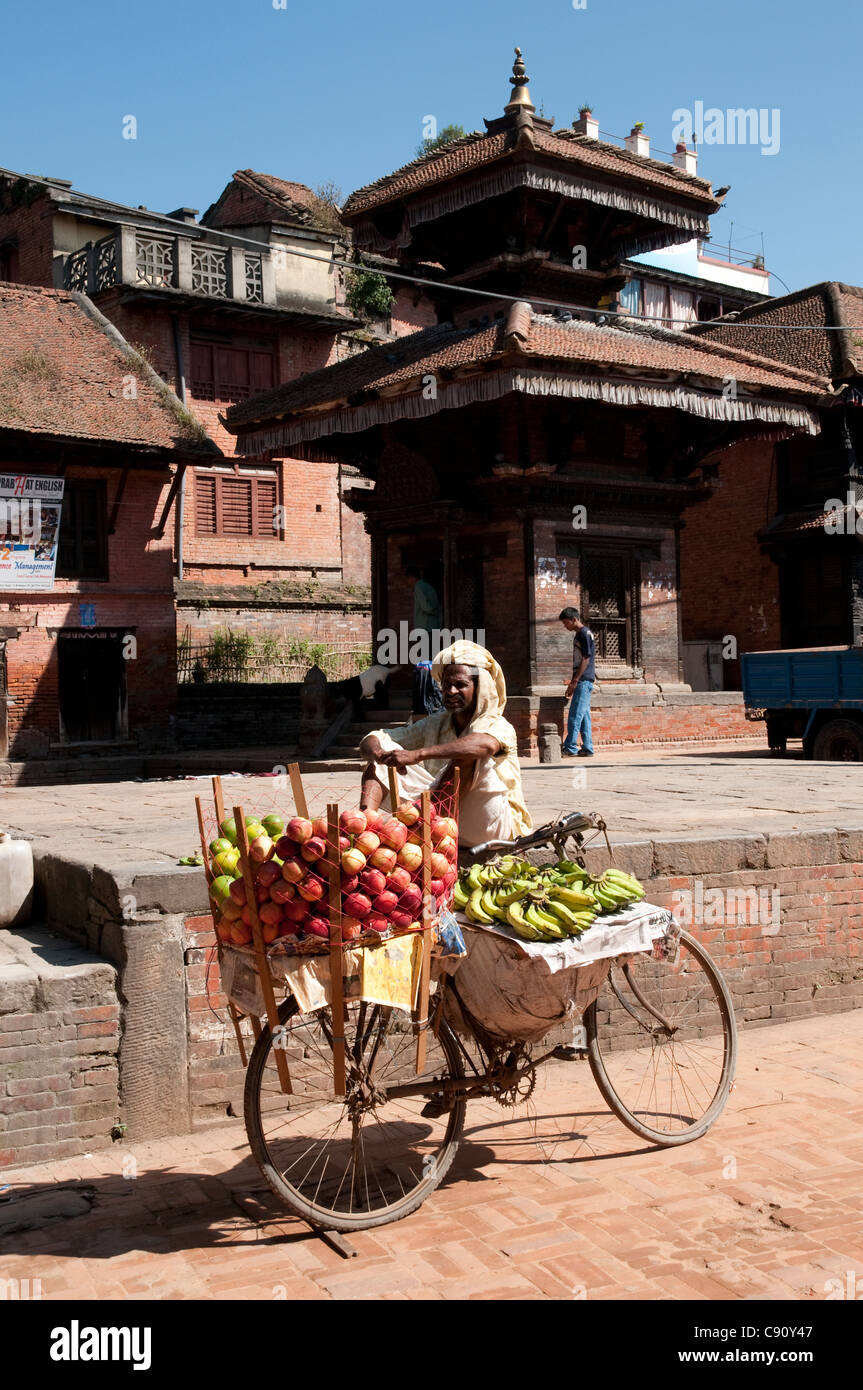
[177,603,371,647]
[1,464,177,757]
[181,825,863,1120]
[0,185,55,286]
[679,440,781,688]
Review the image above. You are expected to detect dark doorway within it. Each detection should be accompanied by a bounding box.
[0,641,7,758]
[779,549,850,649]
[58,630,128,743]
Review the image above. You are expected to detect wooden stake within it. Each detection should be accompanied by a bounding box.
[289,763,308,820]
[212,776,225,830]
[234,804,292,1095]
[414,789,433,1073]
[195,795,248,1067]
[326,802,347,1097]
[387,765,400,815]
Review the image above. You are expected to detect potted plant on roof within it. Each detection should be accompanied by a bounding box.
[573,104,599,139]
[625,122,650,157]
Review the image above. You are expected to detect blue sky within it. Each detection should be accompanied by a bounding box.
[2,0,859,293]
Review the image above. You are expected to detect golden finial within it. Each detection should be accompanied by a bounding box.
[506,45,534,111]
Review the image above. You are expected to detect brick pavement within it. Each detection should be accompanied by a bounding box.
[3,741,863,872]
[1,1011,862,1301]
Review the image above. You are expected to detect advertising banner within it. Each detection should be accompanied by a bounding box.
[0,473,65,591]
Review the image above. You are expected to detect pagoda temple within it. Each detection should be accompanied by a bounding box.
[226,50,831,752]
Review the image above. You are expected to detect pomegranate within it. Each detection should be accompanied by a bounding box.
[397,842,423,873]
[395,800,421,827]
[301,836,327,862]
[430,851,450,880]
[311,816,329,840]
[389,909,414,930]
[341,847,366,875]
[371,891,399,916]
[355,830,381,856]
[369,846,397,874]
[379,818,408,851]
[437,835,458,863]
[340,873,359,895]
[340,808,367,835]
[359,867,387,896]
[431,815,458,843]
[385,866,412,894]
[305,916,330,939]
[298,874,326,902]
[343,891,372,920]
[399,884,423,915]
[286,817,313,843]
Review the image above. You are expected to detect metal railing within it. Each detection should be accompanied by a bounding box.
[177,639,373,686]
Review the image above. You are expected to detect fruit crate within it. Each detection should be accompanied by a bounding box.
[194,764,460,1096]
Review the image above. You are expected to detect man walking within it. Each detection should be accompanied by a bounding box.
[559,606,595,757]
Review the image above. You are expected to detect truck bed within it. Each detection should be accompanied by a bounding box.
[741,646,863,709]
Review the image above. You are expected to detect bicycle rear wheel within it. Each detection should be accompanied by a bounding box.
[244,995,465,1231]
[584,928,736,1145]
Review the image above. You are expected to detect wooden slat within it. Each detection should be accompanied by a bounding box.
[289,762,308,819]
[195,795,248,1067]
[234,804,292,1095]
[326,802,347,1097]
[212,776,225,830]
[414,789,433,1073]
[387,765,400,814]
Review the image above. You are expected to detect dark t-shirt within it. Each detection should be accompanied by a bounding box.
[573,626,596,682]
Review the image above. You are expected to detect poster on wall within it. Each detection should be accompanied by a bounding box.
[0,473,65,591]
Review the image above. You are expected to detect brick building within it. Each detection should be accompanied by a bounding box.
[0,167,392,657]
[681,283,863,685]
[225,51,829,753]
[0,284,218,764]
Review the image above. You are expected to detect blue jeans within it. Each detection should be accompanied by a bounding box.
[563,680,594,754]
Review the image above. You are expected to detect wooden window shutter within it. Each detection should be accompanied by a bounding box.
[195,474,217,533]
[255,478,277,537]
[220,477,253,535]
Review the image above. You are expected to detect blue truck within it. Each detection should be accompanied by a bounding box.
[740,646,863,760]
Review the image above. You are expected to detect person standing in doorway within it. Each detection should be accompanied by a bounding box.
[559,606,595,757]
[407,565,444,719]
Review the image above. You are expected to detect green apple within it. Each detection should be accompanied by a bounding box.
[209,874,234,902]
[219,817,238,845]
[262,813,284,838]
[210,836,233,855]
[213,848,241,876]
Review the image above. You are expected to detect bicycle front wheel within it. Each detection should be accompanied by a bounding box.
[584,928,737,1145]
[244,995,465,1231]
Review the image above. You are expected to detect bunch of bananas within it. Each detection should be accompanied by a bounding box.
[454,857,645,942]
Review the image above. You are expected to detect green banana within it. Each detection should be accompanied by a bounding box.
[543,899,583,934]
[506,901,543,940]
[466,864,485,893]
[453,879,470,910]
[481,889,507,922]
[525,903,566,939]
[466,889,495,925]
[498,879,533,907]
[550,885,597,910]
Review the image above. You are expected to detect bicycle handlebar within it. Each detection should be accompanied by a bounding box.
[465,810,604,861]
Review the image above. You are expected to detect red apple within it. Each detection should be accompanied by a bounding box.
[259,901,283,926]
[241,905,256,927]
[255,885,270,904]
[228,878,248,906]
[341,916,362,941]
[362,807,386,832]
[282,859,307,884]
[270,879,296,903]
[442,866,457,889]
[437,835,458,863]
[372,891,399,916]
[365,913,389,934]
[369,846,397,874]
[287,817,313,843]
[359,867,387,896]
[220,896,243,922]
[430,877,446,898]
[341,846,366,875]
[430,851,449,879]
[301,836,327,862]
[275,835,299,861]
[255,860,282,887]
[379,818,408,851]
[406,829,423,846]
[311,816,329,839]
[431,815,458,843]
[395,800,421,827]
[343,891,372,920]
[386,866,412,894]
[298,874,326,902]
[249,833,274,863]
[389,909,414,929]
[305,916,330,939]
[278,921,301,939]
[282,898,309,924]
[231,922,252,946]
[397,842,423,873]
[340,808,367,835]
[215,918,233,943]
[355,830,381,856]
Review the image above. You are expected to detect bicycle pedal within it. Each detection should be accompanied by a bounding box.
[420,1096,451,1118]
[552,1045,588,1062]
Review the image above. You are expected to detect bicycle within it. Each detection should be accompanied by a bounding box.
[243,811,738,1232]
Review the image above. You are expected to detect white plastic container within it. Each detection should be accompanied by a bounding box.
[0,831,34,928]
